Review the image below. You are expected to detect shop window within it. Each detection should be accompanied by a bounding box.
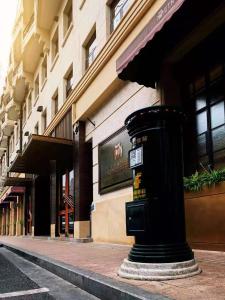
[85,31,97,69]
[110,0,131,32]
[64,67,73,99]
[34,75,39,101]
[41,110,47,133]
[51,27,59,63]
[52,89,58,118]
[63,0,73,37]
[41,56,47,86]
[190,64,225,170]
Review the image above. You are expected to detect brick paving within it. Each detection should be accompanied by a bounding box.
[0,236,225,300]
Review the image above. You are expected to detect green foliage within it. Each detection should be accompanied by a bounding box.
[184,168,225,192]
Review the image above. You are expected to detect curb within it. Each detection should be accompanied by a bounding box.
[2,243,170,300]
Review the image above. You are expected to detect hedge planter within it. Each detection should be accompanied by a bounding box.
[184,181,225,251]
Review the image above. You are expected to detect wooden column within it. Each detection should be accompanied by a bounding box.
[50,160,58,238]
[31,177,36,237]
[74,121,92,239]
[65,169,69,236]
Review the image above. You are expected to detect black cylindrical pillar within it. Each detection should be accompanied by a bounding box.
[125,106,193,263]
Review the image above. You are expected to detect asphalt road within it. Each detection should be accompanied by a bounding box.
[0,246,99,299]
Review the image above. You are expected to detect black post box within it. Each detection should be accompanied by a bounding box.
[125,106,194,263]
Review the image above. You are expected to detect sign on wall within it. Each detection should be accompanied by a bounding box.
[99,128,132,194]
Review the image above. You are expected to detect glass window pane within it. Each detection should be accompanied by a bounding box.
[196,111,207,134]
[214,149,225,169]
[195,93,206,111]
[210,102,225,128]
[198,155,209,168]
[212,125,225,152]
[197,134,207,156]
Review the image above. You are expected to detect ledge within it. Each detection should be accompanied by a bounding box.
[62,23,73,48]
[50,53,59,72]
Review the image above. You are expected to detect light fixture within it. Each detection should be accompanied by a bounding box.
[37,106,43,112]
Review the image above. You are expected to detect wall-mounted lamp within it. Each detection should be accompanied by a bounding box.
[37,106,43,112]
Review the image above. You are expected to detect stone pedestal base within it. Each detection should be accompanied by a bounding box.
[74,221,91,239]
[118,258,201,280]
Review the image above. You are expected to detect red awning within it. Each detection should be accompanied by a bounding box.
[8,186,25,195]
[116,0,186,85]
[0,186,25,203]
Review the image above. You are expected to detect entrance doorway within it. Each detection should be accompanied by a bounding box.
[58,169,74,237]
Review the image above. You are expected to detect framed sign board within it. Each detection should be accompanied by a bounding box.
[99,128,132,194]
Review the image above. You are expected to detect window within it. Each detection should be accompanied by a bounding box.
[34,75,39,100]
[64,67,73,99]
[189,64,225,169]
[22,103,26,125]
[9,135,14,155]
[16,123,20,144]
[52,89,58,118]
[27,93,32,116]
[110,0,130,32]
[34,122,39,135]
[63,0,73,36]
[41,110,47,133]
[85,31,97,69]
[41,56,47,85]
[51,28,59,62]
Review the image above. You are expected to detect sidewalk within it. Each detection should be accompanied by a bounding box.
[0,237,225,300]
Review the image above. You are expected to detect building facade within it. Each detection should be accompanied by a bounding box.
[0,0,225,251]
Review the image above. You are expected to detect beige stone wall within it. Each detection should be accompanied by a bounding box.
[86,81,160,244]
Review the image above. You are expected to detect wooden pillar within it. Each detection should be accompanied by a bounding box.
[31,177,36,237]
[65,169,69,236]
[50,160,58,238]
[74,121,92,239]
[2,208,6,235]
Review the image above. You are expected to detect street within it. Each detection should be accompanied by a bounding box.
[0,247,99,299]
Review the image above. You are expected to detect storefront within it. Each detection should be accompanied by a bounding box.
[9,134,73,238]
[116,0,225,250]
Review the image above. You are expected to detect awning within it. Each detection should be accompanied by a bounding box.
[116,0,186,87]
[9,134,73,174]
[3,176,32,187]
[0,186,25,203]
[116,0,225,87]
[7,186,25,195]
